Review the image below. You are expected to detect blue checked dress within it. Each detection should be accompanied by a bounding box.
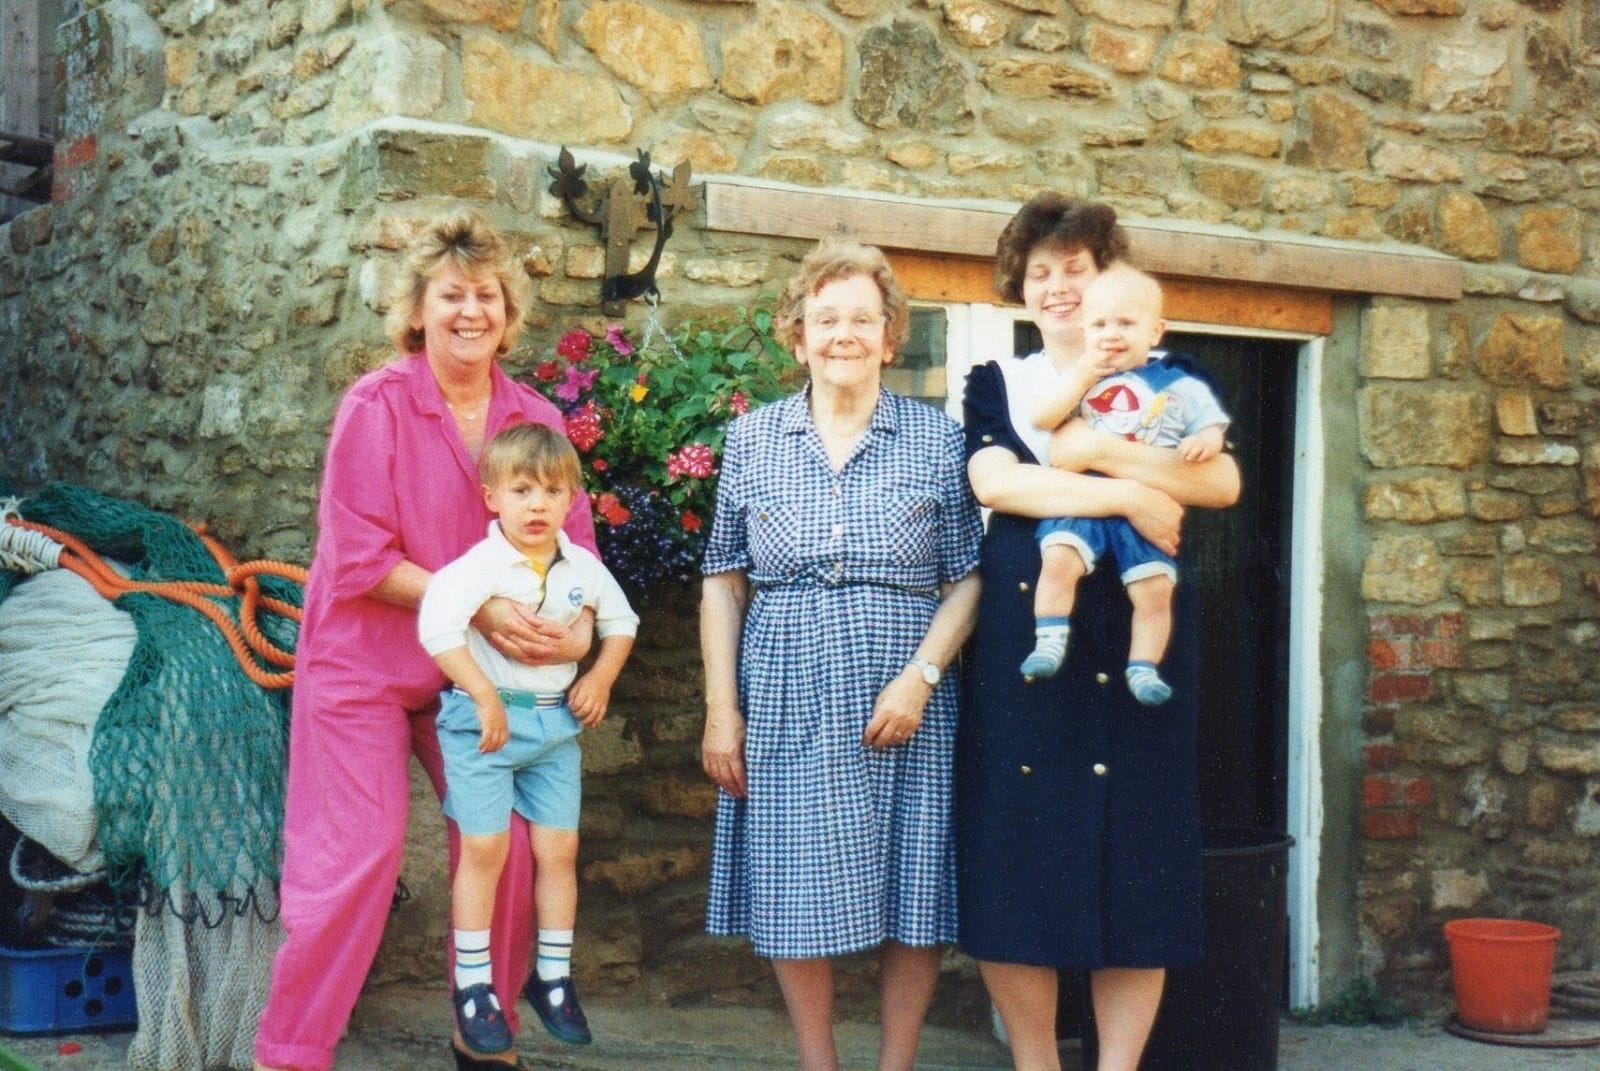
[702,388,982,958]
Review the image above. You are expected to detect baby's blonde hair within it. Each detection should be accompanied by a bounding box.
[479,422,582,491]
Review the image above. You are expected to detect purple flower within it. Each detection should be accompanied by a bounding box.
[605,325,635,357]
[554,364,599,402]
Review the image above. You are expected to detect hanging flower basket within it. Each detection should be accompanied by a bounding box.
[530,308,800,598]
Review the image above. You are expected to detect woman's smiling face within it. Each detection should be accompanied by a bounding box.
[792,273,891,393]
[1021,244,1100,353]
[412,262,508,370]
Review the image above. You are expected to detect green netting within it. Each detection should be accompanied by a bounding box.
[0,481,299,899]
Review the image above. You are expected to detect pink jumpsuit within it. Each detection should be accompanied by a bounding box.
[254,354,597,1071]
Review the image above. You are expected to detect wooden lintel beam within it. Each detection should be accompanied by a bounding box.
[703,179,1462,303]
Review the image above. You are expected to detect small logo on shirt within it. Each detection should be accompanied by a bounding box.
[566,587,584,609]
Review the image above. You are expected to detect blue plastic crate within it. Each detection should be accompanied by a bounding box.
[0,944,136,1036]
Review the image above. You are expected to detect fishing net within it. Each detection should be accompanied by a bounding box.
[0,479,300,1070]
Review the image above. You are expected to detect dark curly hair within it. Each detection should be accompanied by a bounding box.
[993,194,1130,304]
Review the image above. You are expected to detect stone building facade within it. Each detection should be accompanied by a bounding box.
[2,0,1598,1023]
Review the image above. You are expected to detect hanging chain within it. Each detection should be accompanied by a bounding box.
[639,291,689,362]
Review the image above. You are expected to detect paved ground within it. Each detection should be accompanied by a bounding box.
[5,984,1599,1069]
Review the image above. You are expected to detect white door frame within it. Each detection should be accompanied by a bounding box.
[943,302,1326,1008]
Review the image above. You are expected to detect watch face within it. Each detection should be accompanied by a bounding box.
[914,660,939,685]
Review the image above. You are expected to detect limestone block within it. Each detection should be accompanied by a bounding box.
[1467,489,1524,522]
[1182,125,1281,158]
[1574,784,1600,837]
[303,0,351,34]
[980,56,1112,100]
[942,0,1014,48]
[581,717,645,775]
[1346,176,1400,208]
[576,1,712,95]
[1495,392,1538,436]
[1550,117,1600,159]
[1082,123,1151,147]
[682,257,769,288]
[652,130,739,174]
[1359,385,1490,468]
[830,0,892,15]
[1362,304,1431,380]
[1363,477,1466,523]
[886,140,937,168]
[1471,154,1574,205]
[1430,868,1487,910]
[329,32,447,128]
[1529,516,1597,554]
[1084,25,1156,74]
[1070,0,1175,28]
[1475,313,1567,389]
[581,847,708,895]
[1495,440,1579,466]
[765,107,874,154]
[837,158,914,194]
[412,0,527,32]
[1195,91,1245,120]
[1447,561,1498,606]
[464,36,632,142]
[998,0,1060,12]
[1537,399,1597,437]
[1158,33,1240,88]
[1361,534,1445,604]
[950,151,1024,175]
[1503,556,1561,606]
[1193,161,1263,207]
[1421,40,1510,114]
[1097,148,1184,198]
[1514,207,1582,275]
[638,776,718,819]
[756,154,828,185]
[1535,738,1600,774]
[1019,17,1073,52]
[57,2,166,141]
[1486,114,1551,156]
[721,3,844,106]
[534,0,560,52]
[1289,92,1369,171]
[1218,0,1333,51]
[1373,141,1463,183]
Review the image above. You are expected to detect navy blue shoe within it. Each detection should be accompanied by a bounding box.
[452,982,514,1055]
[523,975,592,1045]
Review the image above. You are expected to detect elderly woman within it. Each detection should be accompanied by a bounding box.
[254,211,596,1071]
[957,193,1241,1071]
[700,241,983,1071]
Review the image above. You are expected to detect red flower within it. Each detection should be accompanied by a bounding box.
[666,443,716,480]
[557,329,592,361]
[681,509,702,533]
[533,360,561,382]
[565,401,604,452]
[593,492,631,527]
[730,390,749,415]
[591,457,608,472]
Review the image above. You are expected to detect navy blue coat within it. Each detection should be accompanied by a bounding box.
[956,359,1204,968]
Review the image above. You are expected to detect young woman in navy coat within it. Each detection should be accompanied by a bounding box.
[957,194,1241,1071]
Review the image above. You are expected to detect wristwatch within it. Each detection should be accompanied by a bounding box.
[907,659,941,687]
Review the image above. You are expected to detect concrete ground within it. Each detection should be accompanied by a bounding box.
[4,985,1599,1070]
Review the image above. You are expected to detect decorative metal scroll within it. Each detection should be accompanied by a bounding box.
[547,147,698,315]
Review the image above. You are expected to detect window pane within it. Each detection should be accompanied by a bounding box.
[885,306,948,407]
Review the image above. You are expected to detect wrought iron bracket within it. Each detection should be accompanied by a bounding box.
[547,147,698,316]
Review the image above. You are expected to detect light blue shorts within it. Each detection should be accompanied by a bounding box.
[437,688,582,836]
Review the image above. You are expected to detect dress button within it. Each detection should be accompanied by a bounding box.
[1018,581,1030,593]
[1020,765,1032,775]
[1095,672,1109,685]
[831,523,844,538]
[1093,763,1107,776]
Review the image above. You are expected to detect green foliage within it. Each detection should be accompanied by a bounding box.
[1289,977,1407,1027]
[531,307,801,596]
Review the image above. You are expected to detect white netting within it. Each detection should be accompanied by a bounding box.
[0,567,135,871]
[128,878,281,1071]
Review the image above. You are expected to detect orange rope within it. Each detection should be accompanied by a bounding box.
[6,517,307,690]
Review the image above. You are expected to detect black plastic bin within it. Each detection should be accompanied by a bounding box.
[1081,826,1294,1071]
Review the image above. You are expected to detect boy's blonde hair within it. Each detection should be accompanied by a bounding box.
[479,422,583,490]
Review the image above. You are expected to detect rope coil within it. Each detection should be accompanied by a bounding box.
[3,515,307,688]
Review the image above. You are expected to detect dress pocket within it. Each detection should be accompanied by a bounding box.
[746,498,808,574]
[889,494,939,567]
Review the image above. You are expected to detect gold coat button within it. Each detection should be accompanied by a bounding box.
[1020,765,1032,775]
[1095,672,1109,685]
[1018,581,1030,593]
[1093,763,1108,776]
[981,434,994,443]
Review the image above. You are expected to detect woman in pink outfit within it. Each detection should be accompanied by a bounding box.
[254,211,597,1071]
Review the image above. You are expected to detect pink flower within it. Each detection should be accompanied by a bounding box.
[557,329,592,361]
[533,360,561,382]
[565,401,604,452]
[605,325,634,357]
[681,509,702,533]
[591,457,609,473]
[730,391,749,416]
[666,443,716,481]
[554,364,599,403]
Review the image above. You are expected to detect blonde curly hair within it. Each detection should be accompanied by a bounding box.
[385,210,532,356]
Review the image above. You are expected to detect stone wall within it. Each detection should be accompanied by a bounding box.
[2,0,1599,1016]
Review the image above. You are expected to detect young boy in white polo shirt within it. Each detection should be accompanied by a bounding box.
[419,422,637,1053]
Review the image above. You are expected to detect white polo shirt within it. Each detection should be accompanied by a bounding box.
[418,520,639,696]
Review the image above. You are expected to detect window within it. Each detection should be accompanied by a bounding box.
[2,0,64,219]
